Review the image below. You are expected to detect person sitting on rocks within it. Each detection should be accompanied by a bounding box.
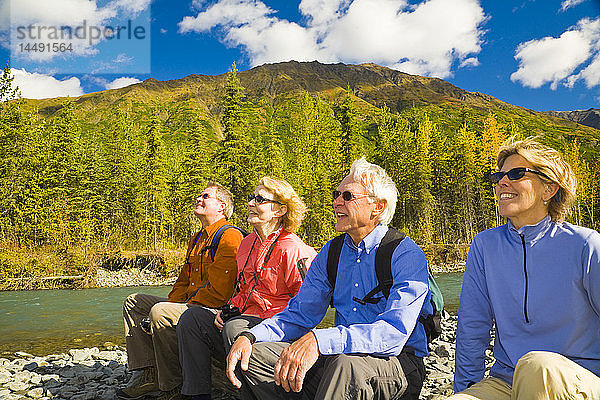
[226,157,433,400]
[117,182,244,400]
[450,138,600,399]
[177,177,317,400]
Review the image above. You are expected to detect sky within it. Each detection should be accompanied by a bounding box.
[1,0,600,112]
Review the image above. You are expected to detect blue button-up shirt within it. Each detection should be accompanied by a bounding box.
[249,224,432,357]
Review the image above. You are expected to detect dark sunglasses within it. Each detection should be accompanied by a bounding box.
[489,167,550,184]
[248,194,283,205]
[332,190,370,202]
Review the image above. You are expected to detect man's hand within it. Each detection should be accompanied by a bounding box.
[274,332,319,393]
[226,335,252,388]
[214,310,224,331]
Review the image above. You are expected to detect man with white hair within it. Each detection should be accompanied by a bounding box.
[226,158,432,399]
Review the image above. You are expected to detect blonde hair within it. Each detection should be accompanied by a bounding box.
[259,177,307,233]
[206,182,234,219]
[497,137,576,222]
[349,157,398,225]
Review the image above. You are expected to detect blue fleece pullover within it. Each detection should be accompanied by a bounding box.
[454,216,600,392]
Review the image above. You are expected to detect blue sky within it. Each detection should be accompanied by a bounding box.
[2,0,600,112]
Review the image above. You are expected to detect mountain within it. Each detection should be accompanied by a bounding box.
[545,109,600,130]
[23,60,599,147]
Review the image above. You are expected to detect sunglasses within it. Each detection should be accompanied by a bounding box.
[332,190,370,202]
[489,167,550,184]
[248,194,283,205]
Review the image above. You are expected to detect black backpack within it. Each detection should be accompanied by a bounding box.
[326,227,444,344]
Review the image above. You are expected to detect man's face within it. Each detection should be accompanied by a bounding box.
[333,176,381,243]
[194,187,225,220]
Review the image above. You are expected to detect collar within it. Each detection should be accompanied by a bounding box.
[507,215,553,242]
[250,226,285,245]
[344,223,388,253]
[203,217,229,238]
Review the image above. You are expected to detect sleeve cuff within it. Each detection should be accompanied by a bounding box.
[312,327,344,355]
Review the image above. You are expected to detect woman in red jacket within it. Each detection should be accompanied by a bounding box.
[176,177,317,400]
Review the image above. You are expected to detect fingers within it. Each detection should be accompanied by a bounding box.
[225,336,252,388]
[274,347,300,392]
[214,311,224,331]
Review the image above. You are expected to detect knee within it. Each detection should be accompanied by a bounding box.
[514,351,562,378]
[177,309,196,336]
[149,302,170,326]
[222,318,247,347]
[324,354,356,375]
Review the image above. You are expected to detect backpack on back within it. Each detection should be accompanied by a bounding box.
[326,226,444,344]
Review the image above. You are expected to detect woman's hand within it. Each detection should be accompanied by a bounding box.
[214,310,224,331]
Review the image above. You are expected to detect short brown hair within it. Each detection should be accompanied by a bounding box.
[259,177,307,233]
[497,137,576,222]
[206,182,234,219]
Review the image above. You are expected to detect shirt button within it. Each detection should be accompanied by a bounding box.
[195,269,198,272]
[353,307,357,312]
[191,283,195,286]
[356,259,361,263]
[354,283,359,287]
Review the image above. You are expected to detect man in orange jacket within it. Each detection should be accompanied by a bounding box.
[117,182,244,400]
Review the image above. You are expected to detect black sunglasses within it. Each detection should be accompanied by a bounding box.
[248,194,283,205]
[489,167,550,184]
[332,190,370,202]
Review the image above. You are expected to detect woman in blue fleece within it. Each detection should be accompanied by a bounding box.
[450,138,600,399]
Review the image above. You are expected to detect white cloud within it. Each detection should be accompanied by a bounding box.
[178,0,486,78]
[11,68,84,99]
[105,77,141,89]
[8,0,150,63]
[560,0,586,12]
[510,18,600,89]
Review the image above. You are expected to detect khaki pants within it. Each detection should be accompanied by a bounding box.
[123,293,204,391]
[448,351,600,400]
[242,341,425,400]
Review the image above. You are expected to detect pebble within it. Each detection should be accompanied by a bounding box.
[0,314,493,400]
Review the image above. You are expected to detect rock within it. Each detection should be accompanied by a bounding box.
[26,387,44,398]
[0,371,12,384]
[22,362,38,372]
[13,352,33,359]
[7,380,30,392]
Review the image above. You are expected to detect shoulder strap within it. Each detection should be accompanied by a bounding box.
[354,227,406,305]
[326,234,346,307]
[374,227,406,299]
[209,225,248,262]
[185,231,203,265]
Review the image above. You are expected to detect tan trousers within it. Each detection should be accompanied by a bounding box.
[123,293,204,391]
[448,351,600,400]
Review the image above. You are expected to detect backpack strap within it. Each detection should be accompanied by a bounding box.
[326,234,346,307]
[208,225,248,262]
[354,227,406,305]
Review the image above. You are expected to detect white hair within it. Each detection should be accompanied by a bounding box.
[348,157,398,225]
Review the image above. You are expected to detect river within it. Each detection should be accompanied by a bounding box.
[0,272,463,357]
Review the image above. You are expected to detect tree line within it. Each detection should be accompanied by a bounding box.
[0,64,597,277]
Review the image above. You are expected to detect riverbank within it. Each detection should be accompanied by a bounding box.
[1,262,465,292]
[0,243,467,291]
[0,314,493,400]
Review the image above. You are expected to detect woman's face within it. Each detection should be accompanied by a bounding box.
[494,154,554,229]
[247,185,284,228]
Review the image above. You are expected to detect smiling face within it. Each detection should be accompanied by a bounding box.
[247,185,285,229]
[333,175,384,245]
[494,154,556,229]
[194,186,225,223]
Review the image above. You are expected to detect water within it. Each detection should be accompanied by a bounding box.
[0,273,463,356]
